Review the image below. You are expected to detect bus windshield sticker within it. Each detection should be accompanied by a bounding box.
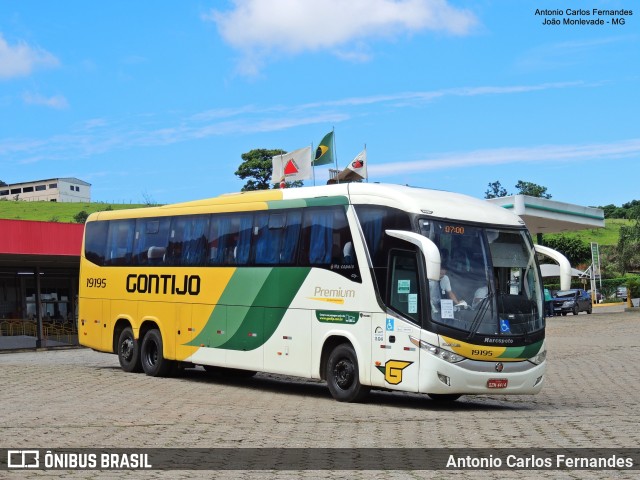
[408,294,418,314]
[440,299,454,319]
[397,280,410,294]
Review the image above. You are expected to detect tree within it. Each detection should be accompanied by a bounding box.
[617,205,640,274]
[484,180,509,199]
[515,180,551,199]
[0,180,7,187]
[74,210,89,224]
[235,148,303,191]
[542,235,591,266]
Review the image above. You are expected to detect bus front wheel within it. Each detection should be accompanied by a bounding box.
[140,329,174,377]
[326,344,370,402]
[117,327,142,373]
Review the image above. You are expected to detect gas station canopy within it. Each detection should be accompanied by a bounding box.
[486,195,605,235]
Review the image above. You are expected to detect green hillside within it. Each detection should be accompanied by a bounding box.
[0,201,147,223]
[543,218,630,247]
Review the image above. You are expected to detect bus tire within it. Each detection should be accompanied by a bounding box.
[117,327,142,373]
[326,344,370,402]
[140,329,174,377]
[428,393,461,403]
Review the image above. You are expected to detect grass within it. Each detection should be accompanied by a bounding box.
[0,200,147,223]
[544,218,631,247]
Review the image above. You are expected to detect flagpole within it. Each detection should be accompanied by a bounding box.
[364,143,368,183]
[332,127,339,184]
[311,142,315,186]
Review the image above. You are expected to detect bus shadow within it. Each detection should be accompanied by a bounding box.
[174,368,530,412]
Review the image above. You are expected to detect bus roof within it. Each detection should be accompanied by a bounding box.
[87,183,525,227]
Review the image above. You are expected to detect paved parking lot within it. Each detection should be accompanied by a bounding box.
[1,304,639,479]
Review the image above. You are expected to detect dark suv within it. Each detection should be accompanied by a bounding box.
[552,289,592,316]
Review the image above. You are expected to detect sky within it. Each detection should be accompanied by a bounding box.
[0,0,638,207]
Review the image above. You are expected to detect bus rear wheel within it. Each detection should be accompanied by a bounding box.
[140,329,174,377]
[117,327,142,373]
[326,344,370,402]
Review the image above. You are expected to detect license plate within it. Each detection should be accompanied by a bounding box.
[487,379,508,388]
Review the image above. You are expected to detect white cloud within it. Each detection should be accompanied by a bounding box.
[0,80,591,162]
[370,139,640,176]
[23,92,69,109]
[205,0,477,73]
[0,33,60,79]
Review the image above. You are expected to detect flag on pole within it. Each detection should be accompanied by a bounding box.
[313,131,335,166]
[271,146,313,184]
[346,149,367,180]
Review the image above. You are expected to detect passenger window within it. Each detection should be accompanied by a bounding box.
[104,220,135,266]
[165,215,210,266]
[209,214,252,266]
[84,221,109,266]
[132,218,171,265]
[301,206,361,282]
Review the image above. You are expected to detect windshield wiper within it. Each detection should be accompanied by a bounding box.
[467,290,494,340]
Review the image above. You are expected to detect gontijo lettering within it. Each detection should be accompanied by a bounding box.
[126,274,200,295]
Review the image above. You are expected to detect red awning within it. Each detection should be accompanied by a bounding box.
[0,219,84,256]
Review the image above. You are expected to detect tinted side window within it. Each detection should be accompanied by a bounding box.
[355,205,412,296]
[165,215,210,266]
[301,206,360,282]
[355,205,412,266]
[253,210,302,265]
[104,220,135,266]
[208,213,253,266]
[132,218,171,265]
[84,221,109,266]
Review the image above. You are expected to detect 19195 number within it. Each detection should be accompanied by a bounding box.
[86,278,107,288]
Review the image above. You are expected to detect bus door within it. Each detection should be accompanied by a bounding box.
[379,249,424,392]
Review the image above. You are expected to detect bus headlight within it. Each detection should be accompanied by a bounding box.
[528,349,547,365]
[410,336,465,363]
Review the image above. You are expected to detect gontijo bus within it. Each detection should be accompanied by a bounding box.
[79,183,570,402]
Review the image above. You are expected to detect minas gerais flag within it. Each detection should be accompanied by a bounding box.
[271,146,313,184]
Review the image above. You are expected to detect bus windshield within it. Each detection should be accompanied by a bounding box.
[419,219,544,337]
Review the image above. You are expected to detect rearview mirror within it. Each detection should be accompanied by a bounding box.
[385,230,441,281]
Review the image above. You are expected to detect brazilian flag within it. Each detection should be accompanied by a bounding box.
[313,131,334,166]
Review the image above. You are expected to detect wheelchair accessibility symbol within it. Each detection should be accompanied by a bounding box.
[500,319,511,333]
[386,318,394,331]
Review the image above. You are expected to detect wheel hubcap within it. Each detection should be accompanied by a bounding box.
[121,338,134,361]
[145,342,158,367]
[334,359,354,390]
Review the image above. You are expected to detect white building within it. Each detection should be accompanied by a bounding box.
[0,178,91,203]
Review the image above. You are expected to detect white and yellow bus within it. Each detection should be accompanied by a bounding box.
[79,183,568,402]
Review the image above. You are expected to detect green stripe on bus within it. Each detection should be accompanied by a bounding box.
[219,267,311,351]
[266,196,349,210]
[497,340,543,359]
[186,267,311,350]
[186,268,272,348]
